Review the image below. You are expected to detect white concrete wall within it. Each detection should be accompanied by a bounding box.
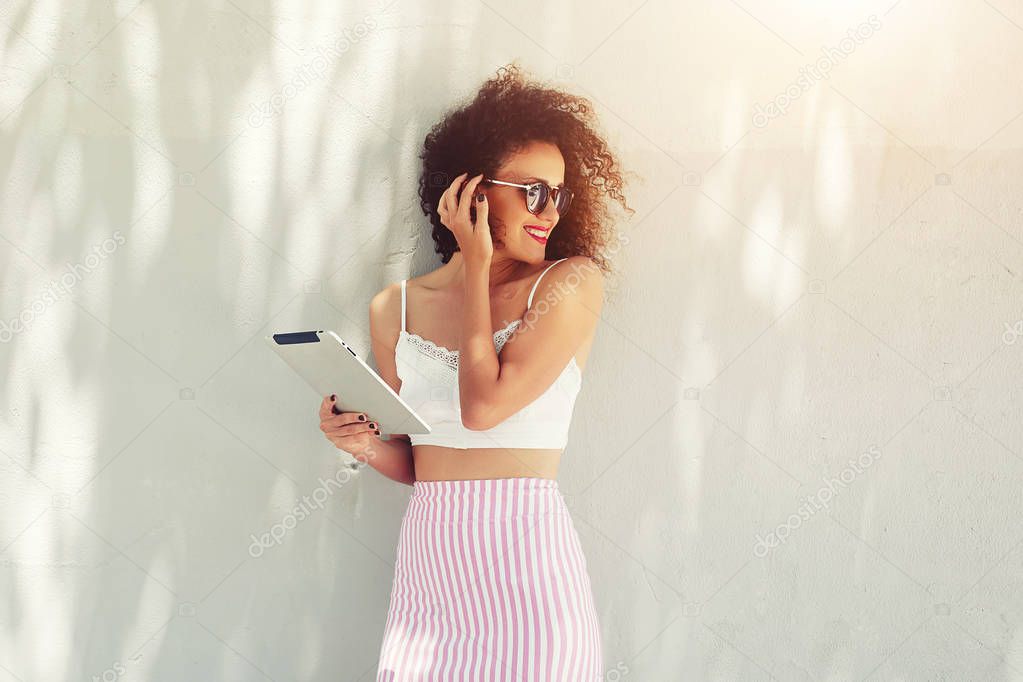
[2,0,1022,680]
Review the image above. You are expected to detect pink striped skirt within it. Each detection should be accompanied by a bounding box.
[376,477,603,681]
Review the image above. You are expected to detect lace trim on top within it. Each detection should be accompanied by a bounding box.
[400,319,522,371]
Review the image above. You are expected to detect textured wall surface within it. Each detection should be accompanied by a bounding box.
[2,0,1022,680]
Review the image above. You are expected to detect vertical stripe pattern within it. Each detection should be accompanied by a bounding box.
[376,477,602,682]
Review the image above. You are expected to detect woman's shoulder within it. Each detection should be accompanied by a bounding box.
[391,266,449,292]
[368,281,401,339]
[524,256,603,318]
[367,270,443,332]
[370,267,438,302]
[537,255,603,292]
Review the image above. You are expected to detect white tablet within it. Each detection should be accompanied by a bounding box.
[264,330,431,436]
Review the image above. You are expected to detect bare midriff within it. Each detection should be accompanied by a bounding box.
[412,445,562,481]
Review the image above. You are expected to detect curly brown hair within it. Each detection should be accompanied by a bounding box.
[417,62,634,277]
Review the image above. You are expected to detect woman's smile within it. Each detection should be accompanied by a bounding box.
[523,224,550,244]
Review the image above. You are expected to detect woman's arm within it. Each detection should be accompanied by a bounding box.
[458,256,603,430]
[355,434,415,486]
[361,283,416,486]
[458,255,503,416]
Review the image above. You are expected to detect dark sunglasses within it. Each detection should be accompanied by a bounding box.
[481,177,574,217]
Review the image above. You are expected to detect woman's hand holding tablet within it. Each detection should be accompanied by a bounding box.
[318,394,380,460]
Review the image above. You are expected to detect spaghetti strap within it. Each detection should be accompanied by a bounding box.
[527,257,569,308]
[400,279,407,333]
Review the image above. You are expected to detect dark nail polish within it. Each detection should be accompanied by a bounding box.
[359,415,366,421]
[374,430,381,436]
[330,394,336,401]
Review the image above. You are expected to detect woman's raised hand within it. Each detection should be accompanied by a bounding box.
[438,172,492,264]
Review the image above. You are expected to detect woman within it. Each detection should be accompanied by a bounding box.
[318,63,632,681]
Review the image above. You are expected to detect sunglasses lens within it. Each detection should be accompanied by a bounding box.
[555,189,573,215]
[522,182,572,215]
[525,183,547,214]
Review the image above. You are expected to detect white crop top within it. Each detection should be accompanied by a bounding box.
[394,258,582,449]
